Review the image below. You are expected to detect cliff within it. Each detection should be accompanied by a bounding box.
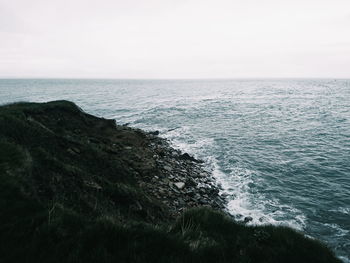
[0,101,341,263]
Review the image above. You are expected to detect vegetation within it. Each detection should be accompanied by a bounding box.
[0,101,341,262]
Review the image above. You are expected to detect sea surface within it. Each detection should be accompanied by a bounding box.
[1,79,349,261]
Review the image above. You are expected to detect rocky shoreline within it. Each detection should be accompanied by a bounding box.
[78,117,228,220]
[137,131,226,217]
[0,100,341,263]
[0,99,227,223]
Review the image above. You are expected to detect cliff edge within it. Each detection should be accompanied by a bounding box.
[0,101,341,263]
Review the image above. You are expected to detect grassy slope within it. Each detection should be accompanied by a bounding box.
[0,101,341,263]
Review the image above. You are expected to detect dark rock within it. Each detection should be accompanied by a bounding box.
[220,193,229,198]
[244,216,253,223]
[67,148,76,155]
[88,137,101,144]
[134,201,143,211]
[194,193,201,200]
[149,130,160,136]
[179,153,203,163]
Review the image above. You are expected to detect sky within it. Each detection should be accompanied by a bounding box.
[0,0,349,78]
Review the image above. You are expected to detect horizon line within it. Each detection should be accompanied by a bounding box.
[0,77,349,80]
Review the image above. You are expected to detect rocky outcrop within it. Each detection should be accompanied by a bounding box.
[139,132,225,217]
[0,100,226,224]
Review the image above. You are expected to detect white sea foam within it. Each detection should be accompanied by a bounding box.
[323,223,350,237]
[162,126,307,231]
[337,207,350,215]
[207,156,306,230]
[163,126,215,155]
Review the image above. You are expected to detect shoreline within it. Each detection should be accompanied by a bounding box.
[137,130,227,217]
[0,100,342,263]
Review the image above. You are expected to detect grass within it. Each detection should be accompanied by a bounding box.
[0,100,342,263]
[171,208,341,263]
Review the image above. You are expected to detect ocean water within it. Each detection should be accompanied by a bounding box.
[1,79,349,261]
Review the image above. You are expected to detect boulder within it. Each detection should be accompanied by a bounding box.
[149,130,160,136]
[179,153,203,163]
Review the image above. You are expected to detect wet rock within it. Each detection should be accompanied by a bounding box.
[179,153,199,162]
[244,216,253,223]
[220,192,229,198]
[149,130,160,136]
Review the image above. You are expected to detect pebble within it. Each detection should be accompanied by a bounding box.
[164,165,173,172]
[174,182,185,190]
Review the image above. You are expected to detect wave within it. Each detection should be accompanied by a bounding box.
[161,126,306,230]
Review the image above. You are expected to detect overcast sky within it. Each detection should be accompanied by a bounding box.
[0,0,349,78]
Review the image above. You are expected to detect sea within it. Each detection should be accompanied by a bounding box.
[1,79,349,261]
